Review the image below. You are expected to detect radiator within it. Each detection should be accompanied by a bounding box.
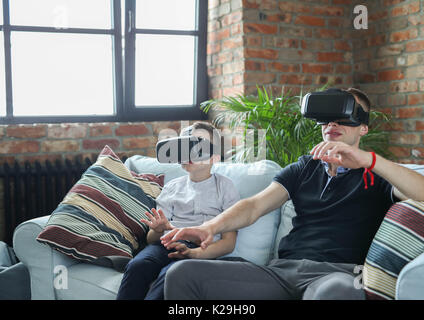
[0,158,94,245]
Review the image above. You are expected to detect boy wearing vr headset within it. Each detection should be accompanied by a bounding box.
[162,88,424,300]
[116,122,239,300]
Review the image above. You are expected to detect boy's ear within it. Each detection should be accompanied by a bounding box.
[211,154,221,163]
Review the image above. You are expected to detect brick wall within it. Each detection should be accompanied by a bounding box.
[0,121,183,165]
[242,0,354,95]
[208,0,355,98]
[352,0,424,164]
[209,0,424,164]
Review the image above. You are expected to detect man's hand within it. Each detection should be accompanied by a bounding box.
[310,141,373,169]
[141,208,174,234]
[161,225,214,250]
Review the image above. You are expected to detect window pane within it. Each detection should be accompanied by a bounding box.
[11,32,114,116]
[135,34,195,106]
[136,0,196,31]
[0,33,5,116]
[0,0,3,25]
[10,0,111,29]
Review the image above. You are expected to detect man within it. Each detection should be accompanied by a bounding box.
[161,88,424,300]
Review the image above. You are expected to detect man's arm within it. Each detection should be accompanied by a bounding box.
[311,141,424,201]
[161,182,289,249]
[373,154,423,201]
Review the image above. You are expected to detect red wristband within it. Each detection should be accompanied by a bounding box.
[363,151,376,190]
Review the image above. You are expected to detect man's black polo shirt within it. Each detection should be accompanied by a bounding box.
[273,155,395,265]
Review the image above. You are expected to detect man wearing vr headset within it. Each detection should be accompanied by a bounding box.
[161,88,424,300]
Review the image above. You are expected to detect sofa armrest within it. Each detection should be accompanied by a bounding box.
[13,216,80,300]
[396,252,424,300]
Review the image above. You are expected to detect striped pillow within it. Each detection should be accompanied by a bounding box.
[363,199,424,300]
[36,145,164,264]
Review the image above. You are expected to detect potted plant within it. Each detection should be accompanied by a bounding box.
[201,86,392,168]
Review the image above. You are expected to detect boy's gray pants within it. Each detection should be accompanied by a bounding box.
[164,258,365,300]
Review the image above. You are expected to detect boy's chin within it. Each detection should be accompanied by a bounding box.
[181,162,210,171]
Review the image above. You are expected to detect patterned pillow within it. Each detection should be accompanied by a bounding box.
[363,199,424,300]
[36,145,164,264]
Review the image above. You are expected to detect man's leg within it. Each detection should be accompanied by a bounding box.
[164,259,295,300]
[302,272,365,300]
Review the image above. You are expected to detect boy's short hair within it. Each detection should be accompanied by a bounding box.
[180,121,222,156]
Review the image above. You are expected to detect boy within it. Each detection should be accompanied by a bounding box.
[116,122,239,300]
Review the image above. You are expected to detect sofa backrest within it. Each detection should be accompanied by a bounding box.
[125,156,282,265]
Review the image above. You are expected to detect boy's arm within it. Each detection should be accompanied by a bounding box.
[192,231,236,259]
[142,208,174,244]
[146,229,164,244]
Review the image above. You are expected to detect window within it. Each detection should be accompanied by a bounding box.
[0,0,207,124]
[0,0,5,116]
[124,0,207,121]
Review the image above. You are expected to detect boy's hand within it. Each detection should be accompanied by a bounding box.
[161,225,214,250]
[166,242,198,260]
[141,208,174,234]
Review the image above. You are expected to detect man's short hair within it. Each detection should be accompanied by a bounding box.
[344,87,371,113]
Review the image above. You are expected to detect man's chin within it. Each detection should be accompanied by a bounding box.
[324,135,342,142]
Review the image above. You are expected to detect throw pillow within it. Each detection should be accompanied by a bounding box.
[363,199,424,300]
[36,145,164,266]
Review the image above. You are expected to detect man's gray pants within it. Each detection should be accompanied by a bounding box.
[164,258,365,300]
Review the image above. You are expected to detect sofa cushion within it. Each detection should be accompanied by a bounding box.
[363,199,424,300]
[125,155,186,184]
[212,160,282,265]
[36,146,164,265]
[125,156,283,265]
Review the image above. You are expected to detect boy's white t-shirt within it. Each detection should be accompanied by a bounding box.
[155,173,240,242]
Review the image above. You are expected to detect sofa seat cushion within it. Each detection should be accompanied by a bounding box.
[36,146,164,266]
[55,264,123,300]
[363,199,424,300]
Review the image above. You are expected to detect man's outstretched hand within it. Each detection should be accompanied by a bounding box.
[160,225,214,250]
[310,141,373,169]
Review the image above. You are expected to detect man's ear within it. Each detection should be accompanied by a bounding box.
[360,125,369,136]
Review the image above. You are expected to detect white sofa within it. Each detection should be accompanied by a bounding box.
[12,156,424,299]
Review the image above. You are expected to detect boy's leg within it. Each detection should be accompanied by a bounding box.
[116,242,171,300]
[164,259,295,300]
[145,241,199,300]
[144,261,178,300]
